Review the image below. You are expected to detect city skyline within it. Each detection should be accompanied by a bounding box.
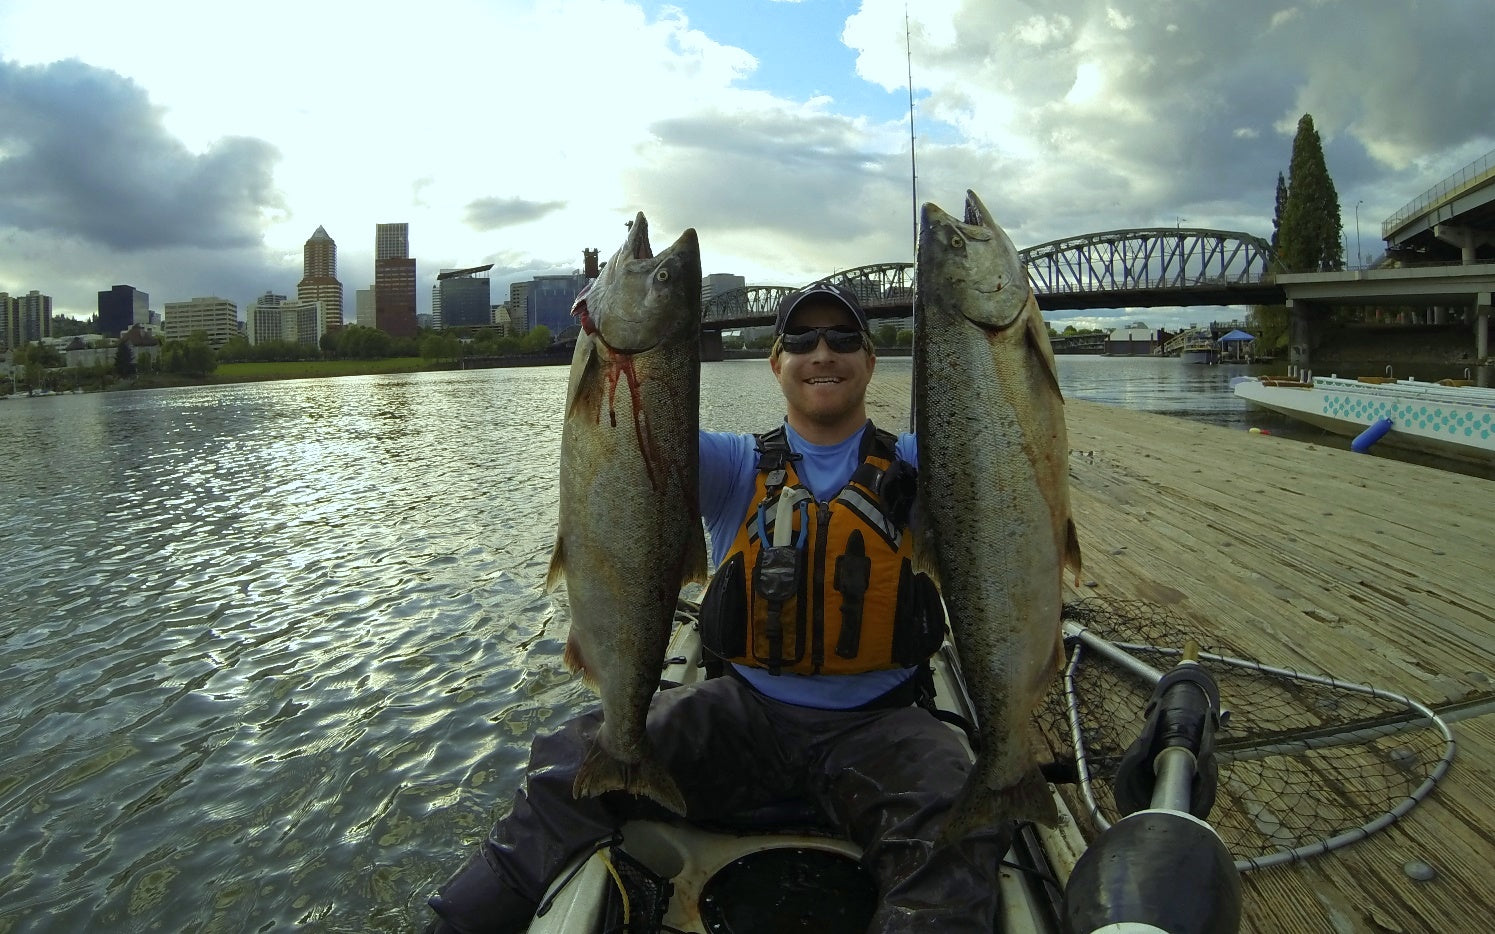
[1,0,1492,334]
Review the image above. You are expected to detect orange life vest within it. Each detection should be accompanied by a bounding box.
[699,424,945,676]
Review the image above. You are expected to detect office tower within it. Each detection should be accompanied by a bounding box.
[163,297,239,348]
[297,226,344,333]
[98,285,149,338]
[0,293,16,350]
[526,273,590,336]
[355,288,376,329]
[506,281,530,334]
[374,222,417,339]
[276,299,326,347]
[700,273,745,305]
[436,266,492,329]
[18,291,52,344]
[245,292,286,345]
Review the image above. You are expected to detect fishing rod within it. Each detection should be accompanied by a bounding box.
[905,4,919,434]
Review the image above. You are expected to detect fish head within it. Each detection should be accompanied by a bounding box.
[575,212,702,354]
[918,190,1028,331]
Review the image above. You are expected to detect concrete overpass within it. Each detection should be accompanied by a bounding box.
[1277,263,1495,369]
[1382,147,1495,263]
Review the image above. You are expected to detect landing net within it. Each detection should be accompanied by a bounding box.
[1037,599,1456,872]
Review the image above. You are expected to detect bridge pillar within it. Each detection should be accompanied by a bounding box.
[1476,292,1491,360]
[1287,299,1318,371]
[1433,224,1493,265]
[700,330,724,363]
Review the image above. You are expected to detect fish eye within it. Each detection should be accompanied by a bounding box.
[949,234,965,249]
[655,269,670,282]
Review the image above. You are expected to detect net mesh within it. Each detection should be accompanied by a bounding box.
[1035,598,1454,870]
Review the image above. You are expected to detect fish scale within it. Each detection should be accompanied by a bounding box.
[913,190,1082,843]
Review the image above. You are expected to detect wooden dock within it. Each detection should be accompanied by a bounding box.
[1053,399,1494,934]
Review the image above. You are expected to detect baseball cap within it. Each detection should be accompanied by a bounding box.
[773,281,872,336]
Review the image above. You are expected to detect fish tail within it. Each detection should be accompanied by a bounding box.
[936,767,1057,847]
[573,740,688,816]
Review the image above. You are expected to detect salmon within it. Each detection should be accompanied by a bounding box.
[546,212,707,815]
[913,190,1081,840]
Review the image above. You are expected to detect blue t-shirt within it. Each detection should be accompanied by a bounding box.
[698,422,920,710]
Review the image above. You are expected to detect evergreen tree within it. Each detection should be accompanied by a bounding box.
[1271,172,1288,250]
[1277,114,1344,272]
[114,341,136,377]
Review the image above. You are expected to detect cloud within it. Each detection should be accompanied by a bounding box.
[5,0,1494,334]
[0,57,283,252]
[464,197,569,231]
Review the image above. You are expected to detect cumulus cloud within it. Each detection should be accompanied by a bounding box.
[0,58,283,252]
[5,0,1494,331]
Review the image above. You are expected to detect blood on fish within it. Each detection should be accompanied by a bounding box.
[602,352,663,490]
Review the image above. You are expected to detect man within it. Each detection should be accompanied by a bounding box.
[427,282,1009,933]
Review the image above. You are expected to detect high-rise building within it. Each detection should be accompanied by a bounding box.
[355,288,376,329]
[526,273,590,336]
[701,273,745,305]
[297,226,343,333]
[436,266,493,329]
[0,293,17,350]
[18,291,52,344]
[245,292,286,345]
[376,223,408,260]
[98,284,149,338]
[278,299,326,348]
[506,282,531,334]
[163,297,238,347]
[374,222,417,339]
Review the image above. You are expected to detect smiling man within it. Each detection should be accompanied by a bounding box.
[428,282,1010,934]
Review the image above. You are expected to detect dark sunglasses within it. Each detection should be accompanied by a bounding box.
[779,326,866,355]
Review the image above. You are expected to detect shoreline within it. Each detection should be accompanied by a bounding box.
[12,323,1485,397]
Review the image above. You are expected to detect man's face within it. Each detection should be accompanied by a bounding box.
[770,299,876,430]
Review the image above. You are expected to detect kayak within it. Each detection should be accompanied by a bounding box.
[525,606,1084,933]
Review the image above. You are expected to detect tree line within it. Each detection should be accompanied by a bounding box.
[5,323,562,394]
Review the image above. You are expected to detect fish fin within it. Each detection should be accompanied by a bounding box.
[1023,297,1064,400]
[908,494,941,585]
[545,536,566,590]
[562,633,592,682]
[565,335,601,420]
[681,520,709,586]
[574,741,687,816]
[1064,516,1082,587]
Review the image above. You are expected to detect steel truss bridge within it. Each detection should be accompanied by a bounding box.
[701,228,1284,329]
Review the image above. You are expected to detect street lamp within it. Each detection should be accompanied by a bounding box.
[1354,199,1363,268]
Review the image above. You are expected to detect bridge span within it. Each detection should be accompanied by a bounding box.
[701,228,1283,328]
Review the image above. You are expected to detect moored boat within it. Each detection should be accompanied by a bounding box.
[1232,373,1495,466]
[1178,339,1217,365]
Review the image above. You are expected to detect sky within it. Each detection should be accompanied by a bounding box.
[2,0,1492,333]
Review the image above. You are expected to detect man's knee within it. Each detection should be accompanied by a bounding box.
[426,845,538,934]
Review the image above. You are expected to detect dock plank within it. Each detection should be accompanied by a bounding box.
[1055,400,1494,934]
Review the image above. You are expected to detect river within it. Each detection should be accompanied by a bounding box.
[0,356,1474,932]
